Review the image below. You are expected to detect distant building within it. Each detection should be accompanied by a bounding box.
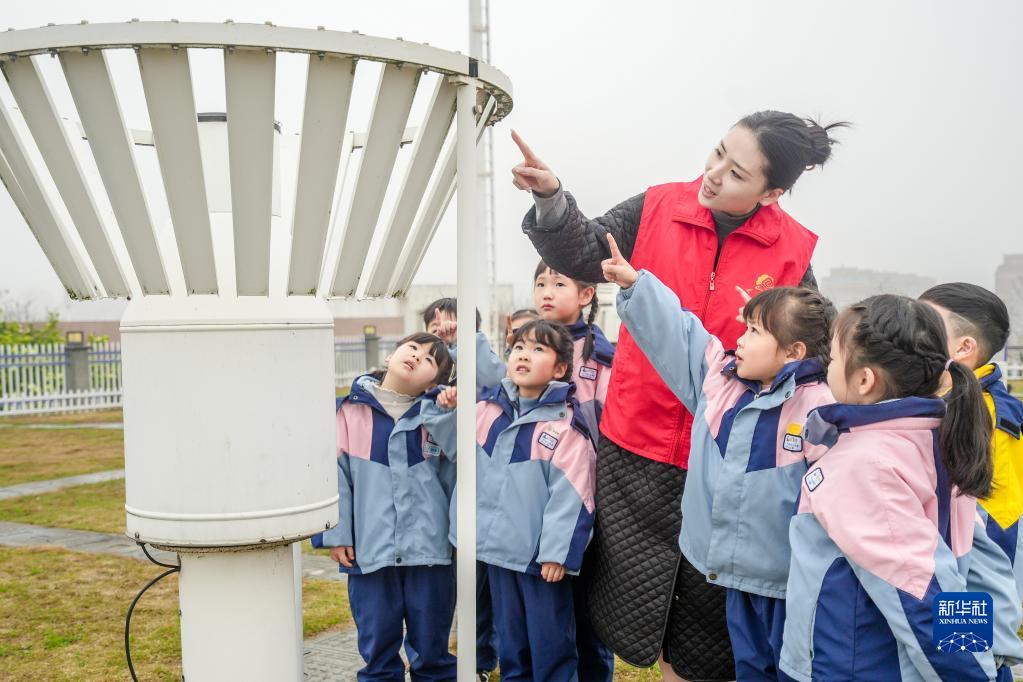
[820,267,937,310]
[995,254,1023,348]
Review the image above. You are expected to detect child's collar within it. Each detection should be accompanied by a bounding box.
[345,374,425,422]
[976,362,1000,389]
[976,363,1023,439]
[480,378,574,415]
[804,396,946,447]
[721,354,826,396]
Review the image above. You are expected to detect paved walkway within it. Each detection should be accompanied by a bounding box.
[0,469,125,500]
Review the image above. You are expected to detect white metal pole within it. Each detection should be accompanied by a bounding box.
[481,0,499,343]
[454,77,479,681]
[469,0,494,341]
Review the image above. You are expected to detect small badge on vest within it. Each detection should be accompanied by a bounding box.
[578,366,598,381]
[424,434,441,458]
[805,467,824,492]
[783,423,803,452]
[538,431,559,450]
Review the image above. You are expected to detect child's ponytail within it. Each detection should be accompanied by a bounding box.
[581,286,599,364]
[941,360,994,498]
[835,295,993,498]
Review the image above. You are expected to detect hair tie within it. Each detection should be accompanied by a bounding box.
[944,358,954,371]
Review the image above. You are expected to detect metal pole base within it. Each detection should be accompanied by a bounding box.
[179,545,303,681]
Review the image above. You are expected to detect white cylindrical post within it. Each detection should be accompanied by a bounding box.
[455,78,479,682]
[179,545,301,681]
[468,0,492,341]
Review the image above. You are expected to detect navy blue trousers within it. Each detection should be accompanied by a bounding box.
[488,563,578,682]
[348,565,456,682]
[404,561,497,673]
[476,560,499,672]
[725,588,795,682]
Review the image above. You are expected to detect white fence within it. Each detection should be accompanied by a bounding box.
[0,337,402,416]
[0,342,122,416]
[334,335,402,388]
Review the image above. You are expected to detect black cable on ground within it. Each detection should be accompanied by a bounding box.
[124,542,180,682]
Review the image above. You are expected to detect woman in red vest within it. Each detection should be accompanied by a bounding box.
[511,111,847,681]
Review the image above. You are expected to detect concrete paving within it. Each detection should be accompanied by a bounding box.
[0,469,125,500]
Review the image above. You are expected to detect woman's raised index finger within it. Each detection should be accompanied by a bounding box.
[606,233,623,261]
[735,285,753,302]
[511,129,538,162]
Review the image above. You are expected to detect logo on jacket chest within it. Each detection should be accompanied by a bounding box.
[743,273,777,297]
[424,434,441,458]
[782,423,804,453]
[578,366,598,381]
[538,428,561,451]
[804,467,824,492]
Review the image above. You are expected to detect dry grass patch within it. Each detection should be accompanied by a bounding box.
[0,478,125,534]
[0,426,123,487]
[611,660,663,680]
[0,545,352,681]
[0,545,182,680]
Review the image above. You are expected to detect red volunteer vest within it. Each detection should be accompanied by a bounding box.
[600,179,818,468]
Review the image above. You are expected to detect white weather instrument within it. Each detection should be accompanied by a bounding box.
[0,20,511,681]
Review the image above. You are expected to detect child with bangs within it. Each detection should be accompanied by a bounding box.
[603,234,835,680]
[311,332,457,682]
[424,319,597,682]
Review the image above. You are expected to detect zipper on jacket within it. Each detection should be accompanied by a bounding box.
[709,271,716,291]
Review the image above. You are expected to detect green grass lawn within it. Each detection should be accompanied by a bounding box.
[0,478,125,533]
[0,426,124,488]
[0,545,352,681]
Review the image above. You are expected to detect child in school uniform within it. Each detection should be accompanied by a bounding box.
[603,234,835,680]
[424,319,597,682]
[312,332,456,682]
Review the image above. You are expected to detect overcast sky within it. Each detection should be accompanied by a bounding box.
[1,0,1020,319]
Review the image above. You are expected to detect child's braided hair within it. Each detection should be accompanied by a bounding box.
[835,295,993,498]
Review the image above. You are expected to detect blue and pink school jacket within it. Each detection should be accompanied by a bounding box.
[780,398,1023,682]
[311,375,454,575]
[565,317,615,449]
[616,269,834,597]
[422,378,597,575]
